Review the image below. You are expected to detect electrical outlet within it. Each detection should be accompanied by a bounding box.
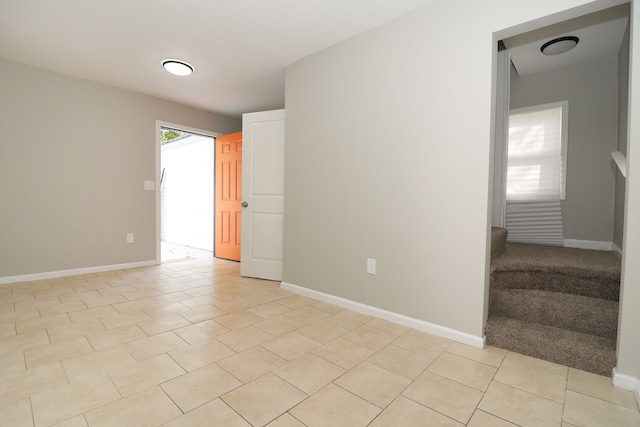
[144,181,155,191]
[367,258,376,275]
[127,233,134,243]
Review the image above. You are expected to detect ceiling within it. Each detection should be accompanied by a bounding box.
[0,0,437,119]
[505,4,629,77]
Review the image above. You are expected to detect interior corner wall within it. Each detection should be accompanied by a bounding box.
[0,58,241,278]
[614,21,630,249]
[510,56,619,243]
[283,0,637,352]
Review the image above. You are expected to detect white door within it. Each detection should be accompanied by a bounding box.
[240,109,285,281]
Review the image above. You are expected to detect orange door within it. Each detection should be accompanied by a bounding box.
[215,132,242,261]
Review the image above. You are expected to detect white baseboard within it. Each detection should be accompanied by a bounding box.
[564,239,613,251]
[281,281,485,349]
[612,242,623,255]
[0,260,157,285]
[613,369,640,407]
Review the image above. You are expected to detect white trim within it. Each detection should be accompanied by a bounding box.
[564,239,614,251]
[0,260,157,285]
[612,242,623,255]
[155,120,221,264]
[613,369,640,407]
[281,281,485,349]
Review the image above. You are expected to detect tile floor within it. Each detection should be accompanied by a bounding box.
[0,258,638,427]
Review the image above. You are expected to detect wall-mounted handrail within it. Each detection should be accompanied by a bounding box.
[612,151,627,178]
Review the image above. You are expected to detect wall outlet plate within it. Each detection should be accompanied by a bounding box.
[367,258,376,274]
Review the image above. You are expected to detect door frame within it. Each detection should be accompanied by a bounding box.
[155,120,221,264]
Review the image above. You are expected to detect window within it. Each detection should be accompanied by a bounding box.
[506,101,568,201]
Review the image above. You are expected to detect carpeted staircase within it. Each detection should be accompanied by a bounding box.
[486,227,621,376]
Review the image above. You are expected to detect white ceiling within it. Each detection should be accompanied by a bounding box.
[0,0,437,119]
[505,4,629,77]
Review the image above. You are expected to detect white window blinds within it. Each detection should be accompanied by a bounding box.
[507,102,567,201]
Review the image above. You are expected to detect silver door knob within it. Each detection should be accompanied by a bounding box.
[241,202,248,208]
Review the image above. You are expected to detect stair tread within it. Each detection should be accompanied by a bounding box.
[490,288,618,339]
[486,315,616,376]
[492,243,621,279]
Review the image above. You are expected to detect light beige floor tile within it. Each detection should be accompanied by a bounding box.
[446,343,507,368]
[215,310,265,330]
[222,374,308,427]
[296,320,349,344]
[393,330,451,359]
[181,295,219,309]
[428,351,497,392]
[342,324,398,351]
[0,398,33,427]
[503,351,568,377]
[66,305,118,323]
[168,338,236,371]
[478,381,563,427]
[255,315,303,336]
[494,353,567,403]
[179,303,228,323]
[290,383,380,427]
[50,415,87,427]
[0,308,40,325]
[262,332,322,361]
[563,390,640,427]
[99,285,138,297]
[124,331,187,361]
[266,413,306,427]
[467,410,519,427]
[99,309,152,329]
[0,362,67,403]
[0,322,15,338]
[164,398,251,427]
[86,323,147,350]
[309,300,343,314]
[24,336,93,369]
[136,313,191,335]
[567,368,638,409]
[247,301,292,318]
[16,313,70,335]
[276,294,316,309]
[369,396,463,427]
[217,325,273,352]
[84,386,182,427]
[0,329,49,355]
[173,319,230,343]
[161,363,242,412]
[108,353,185,396]
[325,310,372,330]
[365,318,410,336]
[218,346,287,383]
[367,344,432,380]
[402,371,483,424]
[38,300,86,317]
[62,345,135,382]
[275,353,345,394]
[335,362,411,408]
[0,350,25,377]
[58,290,100,303]
[284,305,330,323]
[142,301,190,318]
[31,373,120,427]
[312,338,375,370]
[47,318,106,342]
[84,294,127,308]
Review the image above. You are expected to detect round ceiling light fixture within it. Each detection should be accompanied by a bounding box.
[540,36,579,55]
[162,59,194,76]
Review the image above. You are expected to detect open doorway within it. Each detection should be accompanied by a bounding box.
[159,124,216,262]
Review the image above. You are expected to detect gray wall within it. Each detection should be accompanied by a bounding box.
[0,58,240,278]
[284,0,640,380]
[614,22,630,249]
[510,56,619,243]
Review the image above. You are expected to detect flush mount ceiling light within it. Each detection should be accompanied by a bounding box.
[540,36,579,55]
[162,59,194,76]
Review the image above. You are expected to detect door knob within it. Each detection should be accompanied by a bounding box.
[241,202,248,208]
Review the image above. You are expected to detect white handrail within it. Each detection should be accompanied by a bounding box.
[612,151,627,178]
